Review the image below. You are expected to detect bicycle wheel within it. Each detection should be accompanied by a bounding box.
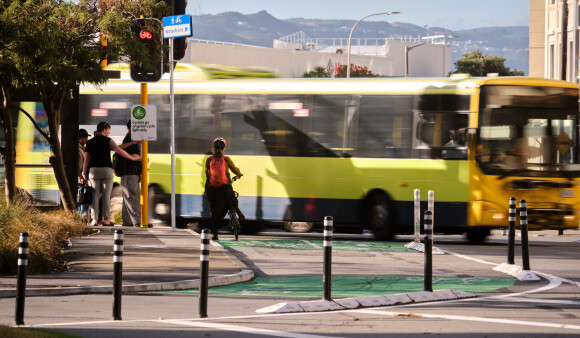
[230,212,240,241]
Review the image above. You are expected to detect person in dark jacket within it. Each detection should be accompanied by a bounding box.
[82,121,140,226]
[118,120,142,227]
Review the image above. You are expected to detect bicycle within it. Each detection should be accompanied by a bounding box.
[228,176,243,241]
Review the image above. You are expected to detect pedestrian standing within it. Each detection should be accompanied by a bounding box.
[77,128,90,219]
[118,121,142,227]
[82,121,141,226]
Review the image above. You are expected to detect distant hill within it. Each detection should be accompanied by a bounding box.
[191,11,529,74]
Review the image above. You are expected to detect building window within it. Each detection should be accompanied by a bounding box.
[550,44,555,79]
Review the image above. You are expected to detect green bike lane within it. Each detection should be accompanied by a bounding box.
[152,238,516,298]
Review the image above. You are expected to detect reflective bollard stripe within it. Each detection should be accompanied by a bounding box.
[17,233,29,267]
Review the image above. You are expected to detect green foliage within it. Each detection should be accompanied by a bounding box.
[0,325,76,338]
[336,64,379,77]
[302,66,331,78]
[0,0,168,209]
[452,49,525,76]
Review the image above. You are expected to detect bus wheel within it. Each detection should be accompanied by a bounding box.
[465,228,490,243]
[284,222,313,233]
[148,185,170,225]
[366,192,394,241]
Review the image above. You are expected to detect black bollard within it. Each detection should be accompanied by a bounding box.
[323,216,333,301]
[113,229,123,320]
[199,229,210,318]
[14,232,29,326]
[508,197,516,265]
[424,210,433,292]
[519,200,530,271]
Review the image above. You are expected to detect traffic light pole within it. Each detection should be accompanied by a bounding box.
[140,83,149,228]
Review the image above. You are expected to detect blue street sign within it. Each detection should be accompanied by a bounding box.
[162,14,192,39]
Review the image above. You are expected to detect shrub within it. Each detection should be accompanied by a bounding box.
[0,200,92,275]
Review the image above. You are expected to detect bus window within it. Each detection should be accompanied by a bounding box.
[310,95,355,157]
[357,95,414,158]
[415,112,468,159]
[478,85,580,176]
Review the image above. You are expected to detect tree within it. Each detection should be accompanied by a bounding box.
[0,0,20,204]
[302,66,331,78]
[335,64,379,78]
[0,0,167,208]
[452,49,525,76]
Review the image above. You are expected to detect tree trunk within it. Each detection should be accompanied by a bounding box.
[61,86,79,209]
[43,90,75,211]
[0,90,17,204]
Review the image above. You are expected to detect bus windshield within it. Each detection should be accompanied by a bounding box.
[477,85,580,177]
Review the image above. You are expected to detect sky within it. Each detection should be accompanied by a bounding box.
[187,0,530,31]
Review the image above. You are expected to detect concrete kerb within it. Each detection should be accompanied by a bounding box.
[404,241,446,254]
[256,289,476,314]
[493,263,541,281]
[0,229,254,299]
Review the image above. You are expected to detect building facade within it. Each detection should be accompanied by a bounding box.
[530,0,580,82]
[184,36,451,78]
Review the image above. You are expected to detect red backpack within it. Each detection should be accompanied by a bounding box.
[209,155,229,187]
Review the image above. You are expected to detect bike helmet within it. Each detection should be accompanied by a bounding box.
[213,137,226,149]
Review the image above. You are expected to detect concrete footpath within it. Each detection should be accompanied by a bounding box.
[0,226,253,298]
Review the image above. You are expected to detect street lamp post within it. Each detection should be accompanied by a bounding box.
[404,42,426,77]
[347,11,400,78]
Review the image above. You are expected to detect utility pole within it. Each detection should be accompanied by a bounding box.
[562,1,569,81]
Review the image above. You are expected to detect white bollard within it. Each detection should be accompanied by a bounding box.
[428,190,434,226]
[414,189,420,242]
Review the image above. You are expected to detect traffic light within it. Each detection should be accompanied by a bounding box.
[164,0,188,61]
[130,20,162,82]
[173,37,187,61]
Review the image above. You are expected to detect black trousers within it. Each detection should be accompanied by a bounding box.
[205,184,235,233]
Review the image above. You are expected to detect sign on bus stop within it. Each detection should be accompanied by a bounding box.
[162,14,192,39]
[130,104,157,141]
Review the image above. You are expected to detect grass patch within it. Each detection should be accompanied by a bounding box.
[0,325,77,337]
[0,200,93,275]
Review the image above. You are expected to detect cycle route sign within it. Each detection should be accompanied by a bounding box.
[130,104,157,141]
[162,14,192,39]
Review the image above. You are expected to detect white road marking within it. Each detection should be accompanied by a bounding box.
[442,249,499,266]
[161,319,341,337]
[484,296,580,305]
[301,240,321,249]
[28,318,340,338]
[355,309,580,331]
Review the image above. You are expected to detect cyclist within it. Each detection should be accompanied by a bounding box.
[204,137,244,240]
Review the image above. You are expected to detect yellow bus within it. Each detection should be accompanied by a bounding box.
[74,66,580,241]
